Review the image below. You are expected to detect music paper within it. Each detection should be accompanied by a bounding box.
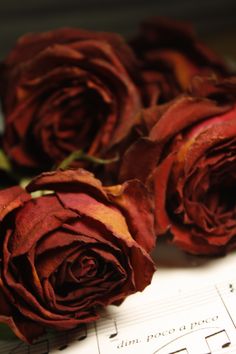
[1,242,236,354]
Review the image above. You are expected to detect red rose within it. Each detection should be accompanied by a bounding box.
[0,28,141,170]
[0,169,155,342]
[120,76,236,255]
[130,17,228,105]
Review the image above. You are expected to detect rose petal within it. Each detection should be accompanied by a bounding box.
[58,192,133,243]
[27,169,107,199]
[0,186,30,222]
[151,153,176,234]
[0,280,44,343]
[149,96,232,143]
[9,195,77,256]
[105,179,156,252]
[119,137,161,182]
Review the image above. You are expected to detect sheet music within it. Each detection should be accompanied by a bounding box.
[1,242,236,354]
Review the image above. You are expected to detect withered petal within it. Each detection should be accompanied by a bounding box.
[27,169,107,199]
[149,96,232,144]
[151,154,175,234]
[0,186,30,222]
[105,179,156,252]
[119,137,161,183]
[9,195,77,256]
[58,192,133,243]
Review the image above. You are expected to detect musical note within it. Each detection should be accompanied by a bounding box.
[77,324,87,341]
[8,338,49,354]
[58,345,68,351]
[205,329,231,351]
[1,325,91,354]
[152,328,220,354]
[28,339,49,354]
[109,320,118,339]
[57,332,69,351]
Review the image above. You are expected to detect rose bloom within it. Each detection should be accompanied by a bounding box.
[0,28,141,170]
[120,76,236,255]
[130,17,228,106]
[0,169,155,342]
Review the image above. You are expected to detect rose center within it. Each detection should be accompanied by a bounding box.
[53,253,99,297]
[59,88,111,151]
[72,256,97,278]
[205,177,236,213]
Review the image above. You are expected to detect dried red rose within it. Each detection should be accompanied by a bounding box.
[120,76,236,255]
[130,17,228,106]
[0,169,155,342]
[0,28,141,170]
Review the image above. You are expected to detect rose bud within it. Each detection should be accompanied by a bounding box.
[0,169,155,343]
[120,76,236,255]
[0,28,141,171]
[130,17,229,106]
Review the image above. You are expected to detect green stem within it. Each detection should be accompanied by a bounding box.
[57,150,84,170]
[0,149,22,184]
[57,150,119,170]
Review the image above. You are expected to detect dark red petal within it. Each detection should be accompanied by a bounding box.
[58,192,133,244]
[170,224,224,255]
[119,137,161,183]
[177,118,236,177]
[27,169,107,200]
[129,244,155,291]
[9,195,77,256]
[151,153,176,234]
[0,186,30,222]
[0,280,44,343]
[105,180,156,252]
[149,96,231,143]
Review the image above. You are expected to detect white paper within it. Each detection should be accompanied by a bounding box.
[1,242,236,354]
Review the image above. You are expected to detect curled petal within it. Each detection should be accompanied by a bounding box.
[27,169,107,199]
[119,137,161,182]
[105,179,156,252]
[0,280,44,343]
[149,96,231,143]
[151,154,175,234]
[0,186,31,222]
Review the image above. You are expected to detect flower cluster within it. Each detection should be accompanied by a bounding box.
[0,17,235,343]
